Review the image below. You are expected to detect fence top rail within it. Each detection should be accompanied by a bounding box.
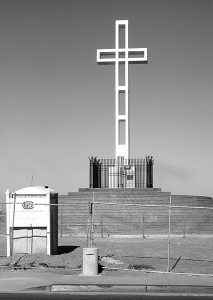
[4,202,71,206]
[3,201,213,210]
[93,202,213,210]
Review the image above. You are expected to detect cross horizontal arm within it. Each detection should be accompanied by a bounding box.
[127,48,148,62]
[97,49,116,63]
[97,48,148,64]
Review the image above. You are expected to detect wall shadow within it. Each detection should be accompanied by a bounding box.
[57,245,80,254]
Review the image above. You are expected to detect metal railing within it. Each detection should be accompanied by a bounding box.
[89,156,154,188]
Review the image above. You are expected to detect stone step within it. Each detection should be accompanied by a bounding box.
[78,188,162,193]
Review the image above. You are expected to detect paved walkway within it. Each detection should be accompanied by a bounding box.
[1,269,213,292]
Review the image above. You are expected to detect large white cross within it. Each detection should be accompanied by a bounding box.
[97,20,148,160]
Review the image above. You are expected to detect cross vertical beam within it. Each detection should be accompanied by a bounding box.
[97,20,148,161]
[115,20,129,160]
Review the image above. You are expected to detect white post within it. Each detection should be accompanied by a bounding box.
[82,247,98,276]
[83,192,98,276]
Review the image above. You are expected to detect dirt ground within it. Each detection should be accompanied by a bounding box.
[1,236,213,275]
[64,235,213,274]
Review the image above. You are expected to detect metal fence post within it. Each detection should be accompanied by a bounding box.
[167,195,172,272]
[87,192,95,248]
[100,216,104,238]
[10,193,16,263]
[183,215,186,238]
[60,205,63,238]
[92,192,95,246]
[141,213,145,239]
[31,224,33,255]
[87,202,92,247]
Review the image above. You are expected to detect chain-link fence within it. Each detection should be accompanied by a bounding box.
[87,194,213,274]
[1,193,213,275]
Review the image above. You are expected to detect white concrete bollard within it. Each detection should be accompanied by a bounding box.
[82,248,98,276]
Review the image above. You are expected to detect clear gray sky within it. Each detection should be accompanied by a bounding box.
[1,0,213,196]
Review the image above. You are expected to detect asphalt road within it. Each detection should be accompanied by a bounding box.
[0,292,213,300]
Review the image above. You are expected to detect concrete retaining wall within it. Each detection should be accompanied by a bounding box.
[58,189,213,237]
